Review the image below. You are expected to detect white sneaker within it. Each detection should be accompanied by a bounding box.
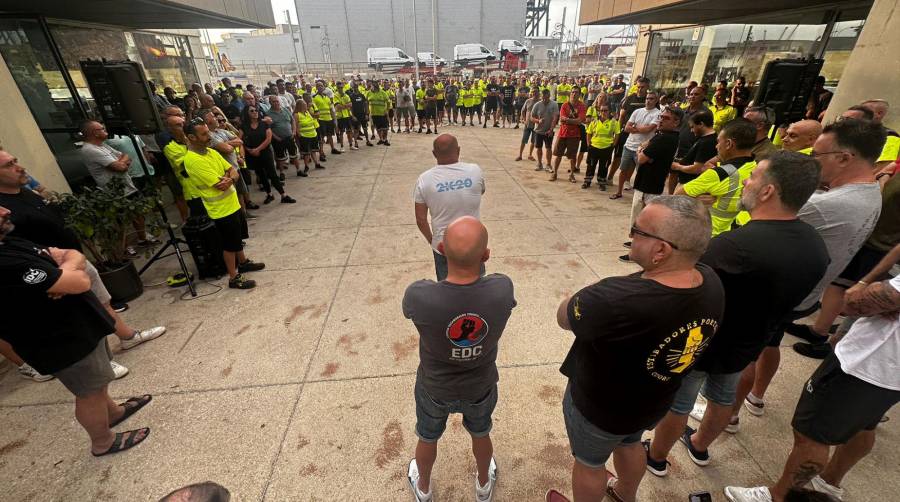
[475,457,498,502]
[110,361,129,379]
[119,326,166,351]
[745,394,765,417]
[18,363,54,382]
[689,397,740,433]
[407,459,433,502]
[810,475,844,500]
[724,486,772,502]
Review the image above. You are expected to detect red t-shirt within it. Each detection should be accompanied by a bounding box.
[558,101,587,138]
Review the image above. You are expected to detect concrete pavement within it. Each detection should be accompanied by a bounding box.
[0,122,897,501]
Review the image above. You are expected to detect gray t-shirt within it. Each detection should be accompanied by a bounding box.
[521,97,537,130]
[796,182,882,310]
[80,142,137,195]
[413,162,486,251]
[210,129,239,169]
[267,108,294,139]
[531,100,559,135]
[403,274,517,401]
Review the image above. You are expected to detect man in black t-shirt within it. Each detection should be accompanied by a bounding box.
[621,106,682,263]
[644,152,829,476]
[500,81,517,128]
[670,110,717,188]
[484,77,501,128]
[0,206,151,457]
[552,196,724,502]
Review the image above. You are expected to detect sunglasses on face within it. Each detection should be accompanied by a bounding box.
[629,225,680,250]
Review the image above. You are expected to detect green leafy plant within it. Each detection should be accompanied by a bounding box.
[58,178,161,269]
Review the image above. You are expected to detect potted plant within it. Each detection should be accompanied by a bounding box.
[58,178,161,303]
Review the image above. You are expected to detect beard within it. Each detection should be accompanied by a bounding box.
[0,217,14,240]
[740,188,758,212]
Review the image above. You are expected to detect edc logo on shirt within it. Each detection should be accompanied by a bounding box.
[446,313,489,361]
[22,268,47,285]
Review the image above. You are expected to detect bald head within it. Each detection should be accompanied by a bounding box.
[782,120,822,152]
[442,216,489,269]
[432,134,460,165]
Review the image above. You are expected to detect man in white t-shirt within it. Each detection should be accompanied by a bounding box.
[725,268,900,502]
[612,91,661,199]
[414,134,486,281]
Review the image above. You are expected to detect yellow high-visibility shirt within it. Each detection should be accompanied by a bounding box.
[683,158,757,236]
[183,148,240,219]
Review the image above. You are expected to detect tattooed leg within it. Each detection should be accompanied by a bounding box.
[770,430,829,501]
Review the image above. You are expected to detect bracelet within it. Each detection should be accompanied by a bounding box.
[858,280,868,286]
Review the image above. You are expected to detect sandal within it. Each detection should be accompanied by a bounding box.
[110,394,152,428]
[569,174,577,183]
[548,173,557,182]
[609,193,623,200]
[605,473,625,502]
[92,428,150,457]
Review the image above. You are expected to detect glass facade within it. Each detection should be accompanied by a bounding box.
[643,21,865,99]
[0,17,200,185]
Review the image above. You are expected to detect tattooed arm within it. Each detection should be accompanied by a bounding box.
[844,279,900,317]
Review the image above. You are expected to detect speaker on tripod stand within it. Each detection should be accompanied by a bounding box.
[79,59,207,296]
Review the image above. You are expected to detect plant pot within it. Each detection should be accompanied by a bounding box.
[98,261,144,303]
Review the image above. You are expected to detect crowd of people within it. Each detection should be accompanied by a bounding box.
[0,68,897,502]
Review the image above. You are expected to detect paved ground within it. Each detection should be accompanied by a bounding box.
[1,123,897,502]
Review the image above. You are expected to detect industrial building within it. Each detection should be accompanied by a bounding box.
[293,0,527,64]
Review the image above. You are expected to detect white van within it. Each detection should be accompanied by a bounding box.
[453,43,496,67]
[498,40,528,56]
[366,47,414,71]
[417,52,447,68]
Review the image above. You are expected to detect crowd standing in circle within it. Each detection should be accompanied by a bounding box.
[0,69,897,502]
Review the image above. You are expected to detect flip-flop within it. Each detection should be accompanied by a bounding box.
[109,395,152,428]
[606,472,625,502]
[609,194,623,200]
[92,428,150,457]
[545,489,571,502]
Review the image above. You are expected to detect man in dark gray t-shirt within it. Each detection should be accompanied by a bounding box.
[402,216,515,502]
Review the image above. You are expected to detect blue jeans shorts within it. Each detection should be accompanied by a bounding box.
[414,379,498,443]
[669,369,742,415]
[619,146,638,172]
[563,383,644,468]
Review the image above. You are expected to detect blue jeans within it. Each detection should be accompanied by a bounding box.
[414,380,498,442]
[619,146,638,172]
[669,369,743,415]
[563,383,644,468]
[433,250,485,281]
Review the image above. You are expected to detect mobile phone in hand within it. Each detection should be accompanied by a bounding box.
[688,492,712,502]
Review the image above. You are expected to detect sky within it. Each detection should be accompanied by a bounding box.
[207,0,625,44]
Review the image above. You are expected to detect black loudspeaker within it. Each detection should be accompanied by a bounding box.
[754,58,824,126]
[79,59,162,134]
[181,216,227,279]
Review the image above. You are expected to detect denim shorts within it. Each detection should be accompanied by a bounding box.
[414,380,498,443]
[670,369,742,415]
[563,383,644,468]
[619,147,638,172]
[521,127,535,145]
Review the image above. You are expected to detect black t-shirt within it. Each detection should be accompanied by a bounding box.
[561,264,724,434]
[0,236,115,374]
[678,133,718,184]
[610,82,627,103]
[501,85,516,104]
[633,130,679,194]
[445,85,458,103]
[486,83,501,104]
[677,107,706,157]
[695,220,830,373]
[350,92,368,118]
[241,121,270,149]
[425,88,438,109]
[620,94,646,125]
[0,190,81,251]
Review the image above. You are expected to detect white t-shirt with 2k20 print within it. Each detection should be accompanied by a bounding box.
[414,162,485,252]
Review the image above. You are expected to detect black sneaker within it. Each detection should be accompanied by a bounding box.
[426,129,432,134]
[642,440,670,477]
[680,426,710,466]
[279,172,285,181]
[228,273,256,289]
[263,194,275,205]
[785,323,829,344]
[581,182,590,189]
[331,149,342,155]
[384,141,391,146]
[237,259,266,273]
[366,141,374,147]
[618,254,632,263]
[319,156,327,162]
[599,182,607,191]
[246,201,260,210]
[315,164,325,169]
[493,123,500,128]
[623,241,632,249]
[792,341,831,359]
[483,123,487,128]
[296,169,308,177]
[377,140,385,145]
[514,124,519,129]
[281,195,296,204]
[111,302,129,313]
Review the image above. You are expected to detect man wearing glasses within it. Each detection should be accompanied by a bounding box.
[551,195,724,502]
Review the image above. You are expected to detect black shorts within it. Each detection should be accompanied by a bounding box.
[352,114,367,128]
[485,100,499,113]
[534,131,554,149]
[834,244,890,288]
[337,117,352,132]
[372,115,389,130]
[578,125,589,153]
[792,353,900,445]
[424,107,437,119]
[272,136,298,161]
[213,209,249,253]
[318,120,335,137]
[502,102,515,116]
[767,302,822,347]
[416,108,425,119]
[297,135,319,154]
[436,100,445,111]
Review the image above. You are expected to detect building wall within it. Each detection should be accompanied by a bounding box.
[0,53,70,193]
[217,33,304,65]
[824,0,900,131]
[295,0,526,63]
[171,0,275,27]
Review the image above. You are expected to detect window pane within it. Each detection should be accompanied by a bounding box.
[128,32,199,93]
[0,19,81,129]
